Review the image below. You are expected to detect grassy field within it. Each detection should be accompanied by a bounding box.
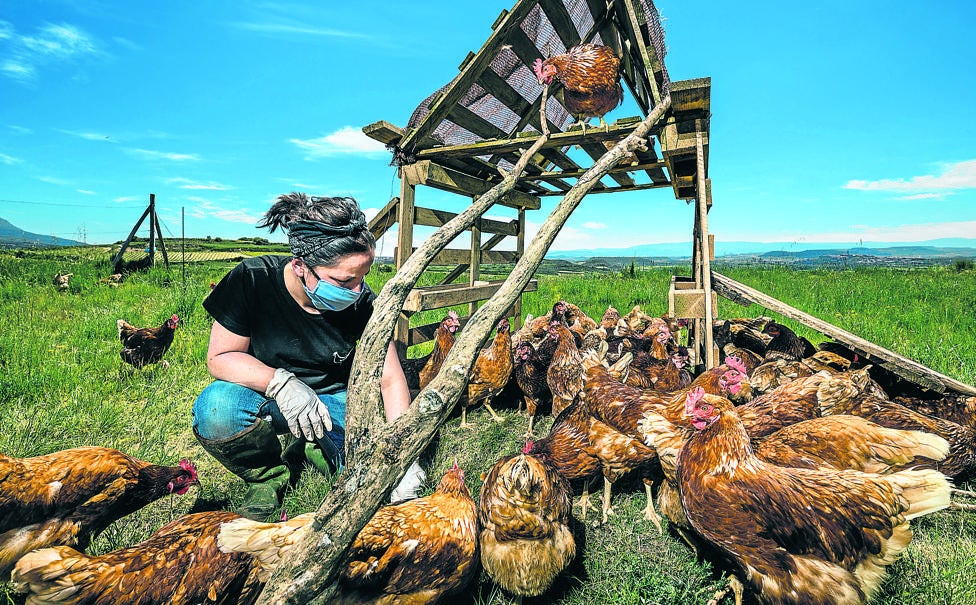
[1,248,975,605]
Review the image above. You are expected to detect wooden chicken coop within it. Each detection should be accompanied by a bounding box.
[363,0,720,361]
[361,0,976,399]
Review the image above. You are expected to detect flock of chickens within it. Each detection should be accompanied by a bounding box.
[13,43,974,604]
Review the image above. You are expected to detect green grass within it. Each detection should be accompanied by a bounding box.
[1,250,974,604]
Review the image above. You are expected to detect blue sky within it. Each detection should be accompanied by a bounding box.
[1,1,974,251]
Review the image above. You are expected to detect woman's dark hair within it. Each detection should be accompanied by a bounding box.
[257,192,375,267]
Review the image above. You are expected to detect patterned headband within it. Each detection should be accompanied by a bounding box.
[287,218,367,257]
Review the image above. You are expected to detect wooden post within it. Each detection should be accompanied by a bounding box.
[696,120,715,368]
[395,174,417,356]
[468,212,481,317]
[513,207,526,330]
[153,205,170,269]
[147,193,156,267]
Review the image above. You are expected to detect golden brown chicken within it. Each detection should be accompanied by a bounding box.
[12,510,262,605]
[678,390,950,605]
[117,314,179,369]
[0,448,198,577]
[819,371,976,481]
[219,463,479,605]
[534,43,622,132]
[462,318,513,428]
[546,322,584,419]
[527,402,601,519]
[478,446,576,600]
[418,310,461,390]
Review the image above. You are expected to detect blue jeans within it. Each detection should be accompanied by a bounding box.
[192,380,347,464]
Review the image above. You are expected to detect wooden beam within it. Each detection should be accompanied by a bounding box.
[696,121,714,368]
[670,77,711,115]
[111,205,151,269]
[397,247,517,267]
[523,160,665,181]
[362,121,404,145]
[396,1,538,152]
[440,228,513,285]
[401,160,541,210]
[368,196,399,241]
[415,118,648,160]
[538,0,582,50]
[710,272,976,397]
[415,207,518,236]
[536,181,670,195]
[403,279,538,313]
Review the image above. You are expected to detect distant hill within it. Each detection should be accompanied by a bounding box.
[0,217,82,248]
[546,239,976,261]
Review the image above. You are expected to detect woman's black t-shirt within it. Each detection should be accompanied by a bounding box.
[203,255,375,394]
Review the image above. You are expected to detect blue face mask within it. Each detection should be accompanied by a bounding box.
[302,265,363,312]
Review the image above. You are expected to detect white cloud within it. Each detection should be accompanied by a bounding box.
[57,129,113,141]
[233,22,371,39]
[114,196,142,203]
[1,22,99,82]
[76,189,96,195]
[185,197,263,225]
[897,193,946,201]
[126,148,200,162]
[844,159,976,192]
[581,221,607,229]
[37,175,73,186]
[1,61,34,81]
[0,152,22,164]
[289,126,387,159]
[7,125,32,135]
[165,177,230,190]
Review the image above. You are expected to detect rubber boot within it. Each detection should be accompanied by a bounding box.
[194,420,289,521]
[283,439,334,477]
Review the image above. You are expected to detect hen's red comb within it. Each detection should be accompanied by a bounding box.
[726,356,747,376]
[532,58,544,79]
[179,458,197,478]
[447,310,459,320]
[685,387,705,416]
[522,440,534,454]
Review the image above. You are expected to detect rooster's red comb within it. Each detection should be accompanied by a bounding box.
[179,459,197,479]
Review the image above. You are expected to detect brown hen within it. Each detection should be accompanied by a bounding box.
[462,318,514,428]
[117,314,179,369]
[0,448,198,577]
[534,43,622,131]
[418,310,461,390]
[219,463,479,605]
[12,511,261,605]
[546,322,584,419]
[478,447,576,600]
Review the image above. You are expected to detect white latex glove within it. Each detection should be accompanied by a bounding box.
[265,368,332,441]
[390,460,427,502]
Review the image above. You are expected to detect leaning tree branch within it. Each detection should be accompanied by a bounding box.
[255,86,554,605]
[257,91,671,605]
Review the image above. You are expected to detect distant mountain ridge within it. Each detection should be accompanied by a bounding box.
[546,238,976,260]
[0,217,82,248]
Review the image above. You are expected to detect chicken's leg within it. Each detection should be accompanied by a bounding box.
[459,406,473,430]
[483,401,505,423]
[601,476,616,524]
[577,476,595,520]
[707,575,744,605]
[525,414,536,438]
[643,480,663,533]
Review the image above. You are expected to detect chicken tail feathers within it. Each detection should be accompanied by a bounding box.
[12,546,109,604]
[217,514,312,582]
[886,469,952,520]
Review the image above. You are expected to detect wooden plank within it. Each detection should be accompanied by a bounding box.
[618,0,664,105]
[696,121,714,368]
[469,220,482,316]
[514,206,526,330]
[670,77,711,114]
[403,279,538,313]
[396,247,518,266]
[523,160,665,181]
[440,229,513,285]
[367,196,399,241]
[710,272,976,396]
[538,0,582,50]
[362,121,404,145]
[401,160,541,210]
[415,118,644,160]
[414,207,518,236]
[578,141,636,187]
[535,181,670,195]
[448,103,508,141]
[396,0,538,152]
